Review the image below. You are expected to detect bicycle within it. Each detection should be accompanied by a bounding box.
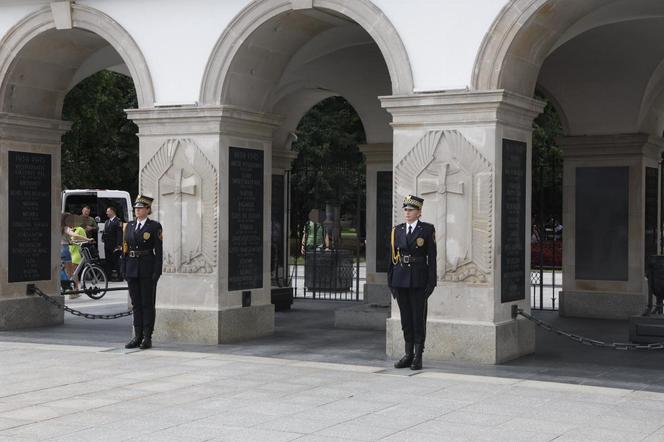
[68,240,109,299]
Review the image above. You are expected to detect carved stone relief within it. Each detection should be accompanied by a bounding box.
[394,130,493,283]
[141,139,218,274]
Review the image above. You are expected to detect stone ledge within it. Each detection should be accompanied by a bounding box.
[0,296,63,330]
[560,290,647,320]
[386,317,535,364]
[155,304,275,345]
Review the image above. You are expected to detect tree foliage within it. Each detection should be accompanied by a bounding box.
[61,70,139,196]
[532,94,564,227]
[289,96,367,239]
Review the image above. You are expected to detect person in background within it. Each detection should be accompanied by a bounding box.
[102,206,123,281]
[61,213,91,299]
[80,205,98,239]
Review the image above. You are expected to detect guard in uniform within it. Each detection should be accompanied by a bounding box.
[121,195,163,350]
[388,195,437,370]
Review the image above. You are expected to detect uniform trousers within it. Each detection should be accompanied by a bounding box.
[127,277,156,330]
[396,287,428,346]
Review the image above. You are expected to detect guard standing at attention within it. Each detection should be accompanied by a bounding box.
[121,195,163,350]
[388,195,437,370]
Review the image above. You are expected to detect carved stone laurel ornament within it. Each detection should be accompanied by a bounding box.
[141,139,218,274]
[394,130,493,283]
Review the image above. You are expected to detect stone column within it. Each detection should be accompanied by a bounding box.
[0,114,70,330]
[271,148,297,307]
[360,143,393,306]
[127,106,281,344]
[334,144,393,330]
[381,91,544,364]
[559,134,664,319]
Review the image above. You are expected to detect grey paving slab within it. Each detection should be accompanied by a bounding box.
[381,430,469,442]
[0,417,30,431]
[554,427,650,442]
[9,301,664,441]
[471,428,559,442]
[2,420,91,439]
[254,416,335,434]
[0,404,70,421]
[314,421,401,441]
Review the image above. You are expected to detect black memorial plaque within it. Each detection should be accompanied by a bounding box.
[501,140,526,303]
[575,166,628,281]
[228,147,264,291]
[8,151,51,282]
[645,167,658,269]
[271,174,285,279]
[375,171,393,273]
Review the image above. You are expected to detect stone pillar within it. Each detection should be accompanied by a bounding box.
[381,91,544,364]
[0,114,70,330]
[127,106,281,344]
[559,134,664,319]
[271,148,297,308]
[334,144,393,330]
[359,143,392,305]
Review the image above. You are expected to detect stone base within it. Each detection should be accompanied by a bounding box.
[364,283,391,305]
[629,315,664,344]
[560,290,647,320]
[386,317,535,364]
[0,296,63,330]
[154,304,274,345]
[334,304,390,330]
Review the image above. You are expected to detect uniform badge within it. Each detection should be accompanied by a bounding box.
[416,238,424,247]
[143,232,151,240]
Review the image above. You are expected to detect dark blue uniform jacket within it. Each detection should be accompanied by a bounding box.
[120,218,163,279]
[388,221,437,290]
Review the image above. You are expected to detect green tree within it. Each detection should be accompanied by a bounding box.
[61,70,139,196]
[289,96,367,244]
[532,94,564,231]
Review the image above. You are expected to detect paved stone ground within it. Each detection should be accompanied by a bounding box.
[3,341,664,441]
[4,292,664,440]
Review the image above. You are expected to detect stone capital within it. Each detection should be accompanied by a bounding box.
[127,105,283,140]
[359,143,392,165]
[272,148,297,171]
[559,133,664,161]
[0,113,71,145]
[380,90,545,131]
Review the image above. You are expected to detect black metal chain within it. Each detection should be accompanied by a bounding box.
[28,285,133,320]
[514,307,664,351]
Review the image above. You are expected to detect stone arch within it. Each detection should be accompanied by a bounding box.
[472,0,612,95]
[0,4,155,111]
[199,0,414,105]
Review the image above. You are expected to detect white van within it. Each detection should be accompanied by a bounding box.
[61,189,133,260]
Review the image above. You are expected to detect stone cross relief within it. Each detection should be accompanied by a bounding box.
[141,138,218,275]
[394,130,493,284]
[420,162,469,276]
[160,167,202,272]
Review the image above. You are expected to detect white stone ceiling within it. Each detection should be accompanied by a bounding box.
[222,9,393,146]
[2,27,129,119]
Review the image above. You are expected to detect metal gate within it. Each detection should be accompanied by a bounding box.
[288,164,365,301]
[531,157,563,310]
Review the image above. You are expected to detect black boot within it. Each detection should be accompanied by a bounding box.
[125,327,143,349]
[410,344,423,370]
[394,342,414,368]
[139,327,153,350]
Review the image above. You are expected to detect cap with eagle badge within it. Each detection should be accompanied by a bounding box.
[403,194,424,210]
[133,195,154,208]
